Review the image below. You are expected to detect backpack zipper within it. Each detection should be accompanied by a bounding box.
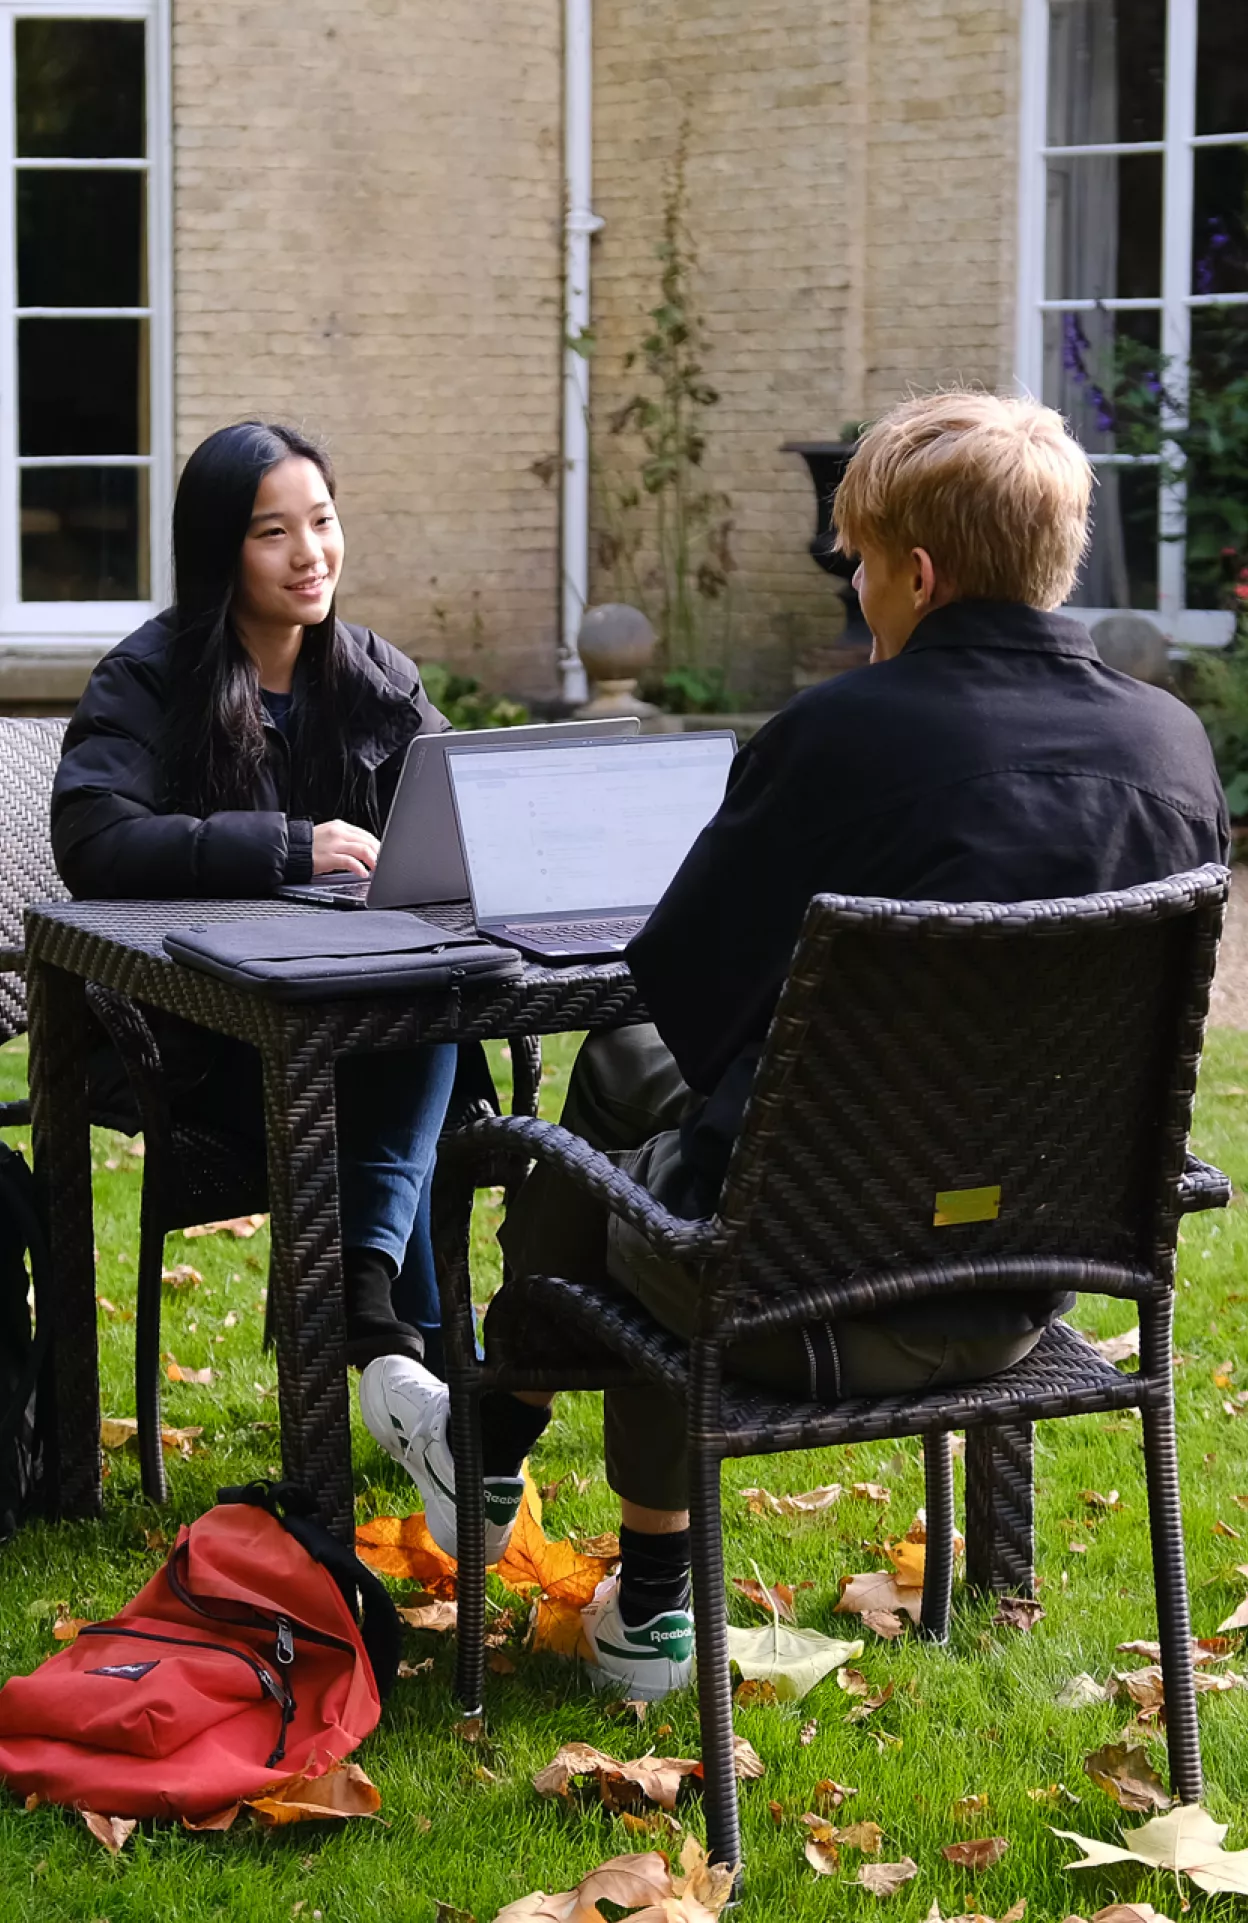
[77,1623,295,1767]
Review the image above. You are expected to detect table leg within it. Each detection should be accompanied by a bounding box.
[261,1016,354,1540]
[27,958,99,1518]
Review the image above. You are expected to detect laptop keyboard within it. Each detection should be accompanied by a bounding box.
[501,915,647,945]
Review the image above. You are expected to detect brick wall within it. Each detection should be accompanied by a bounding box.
[589,0,1020,701]
[172,0,564,698]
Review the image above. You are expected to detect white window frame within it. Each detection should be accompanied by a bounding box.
[0,0,171,648]
[1016,0,1248,646]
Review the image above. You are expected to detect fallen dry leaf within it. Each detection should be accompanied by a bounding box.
[1030,1786,1082,1811]
[798,1719,818,1746]
[815,1779,858,1811]
[1112,1666,1166,1717]
[802,1813,840,1875]
[1083,1741,1170,1813]
[181,1803,241,1832]
[162,1264,203,1288]
[166,1362,213,1386]
[838,1820,885,1854]
[836,1569,923,1626]
[487,1649,517,1677]
[768,1799,785,1826]
[993,1597,1045,1633]
[734,1677,778,1708]
[397,1598,458,1634]
[397,1658,434,1680]
[730,1575,810,1625]
[1056,1674,1112,1709]
[845,1680,895,1724]
[861,1608,907,1640]
[838,1666,873,1697]
[727,1735,765,1782]
[82,1811,136,1853]
[742,1483,842,1517]
[1089,1907,1174,1923]
[1082,1490,1123,1511]
[941,1836,1009,1870]
[491,1849,676,1923]
[726,1621,864,1700]
[858,1857,919,1897]
[1092,1329,1140,1365]
[51,1609,89,1642]
[453,1716,487,1744]
[532,1742,701,1812]
[1055,1804,1248,1895]
[246,1761,381,1826]
[184,1213,267,1239]
[853,1482,892,1504]
[1215,1519,1242,1539]
[952,1793,991,1821]
[434,1905,476,1923]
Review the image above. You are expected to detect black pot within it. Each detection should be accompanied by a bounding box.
[782,439,871,648]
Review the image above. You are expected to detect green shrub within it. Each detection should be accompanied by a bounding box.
[419,659,529,731]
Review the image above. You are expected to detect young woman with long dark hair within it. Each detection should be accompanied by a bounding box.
[52,420,458,1368]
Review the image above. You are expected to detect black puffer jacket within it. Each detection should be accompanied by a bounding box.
[52,611,449,899]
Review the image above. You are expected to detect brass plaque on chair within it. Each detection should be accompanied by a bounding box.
[933,1185,1001,1227]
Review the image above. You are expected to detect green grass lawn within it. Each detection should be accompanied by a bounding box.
[1,1031,1248,1922]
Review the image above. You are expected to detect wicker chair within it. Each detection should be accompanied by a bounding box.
[434,866,1231,1875]
[0,715,541,1506]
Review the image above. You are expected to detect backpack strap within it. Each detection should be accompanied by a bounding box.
[217,1480,402,1701]
[0,1145,51,1455]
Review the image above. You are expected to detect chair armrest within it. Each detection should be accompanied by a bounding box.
[1179,1152,1231,1214]
[440,1113,728,1263]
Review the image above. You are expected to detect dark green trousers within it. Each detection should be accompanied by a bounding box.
[495,1025,1040,1510]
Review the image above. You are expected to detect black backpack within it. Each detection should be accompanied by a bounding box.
[0,1142,49,1541]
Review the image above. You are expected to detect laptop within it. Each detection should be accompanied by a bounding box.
[279,716,641,910]
[445,730,737,960]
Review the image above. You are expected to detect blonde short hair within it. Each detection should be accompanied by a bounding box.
[833,390,1092,609]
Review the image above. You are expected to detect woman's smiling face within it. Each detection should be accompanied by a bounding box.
[233,454,344,633]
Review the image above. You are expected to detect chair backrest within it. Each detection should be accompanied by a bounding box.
[717,867,1229,1299]
[0,717,69,1043]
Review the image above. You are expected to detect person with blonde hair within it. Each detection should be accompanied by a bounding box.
[360,388,1227,1700]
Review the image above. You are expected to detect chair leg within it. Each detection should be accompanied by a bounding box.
[134,1195,168,1505]
[688,1437,741,1880]
[964,1422,1035,1595]
[450,1374,487,1716]
[919,1432,954,1642]
[1141,1393,1203,1806]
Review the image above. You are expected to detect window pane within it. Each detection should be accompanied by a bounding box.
[1047,0,1166,146]
[1184,307,1248,609]
[1197,0,1248,138]
[1042,308,1161,454]
[1192,146,1248,296]
[1045,152,1162,299]
[19,319,148,456]
[20,468,144,601]
[18,171,144,308]
[15,20,145,159]
[1070,466,1159,611]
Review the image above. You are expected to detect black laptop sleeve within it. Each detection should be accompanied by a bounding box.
[163,912,521,1000]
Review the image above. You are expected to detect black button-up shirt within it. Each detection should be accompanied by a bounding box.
[628,600,1229,1310]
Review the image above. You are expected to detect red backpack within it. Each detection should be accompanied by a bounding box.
[0,1482,400,1820]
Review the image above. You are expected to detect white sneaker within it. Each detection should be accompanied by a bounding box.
[580,1575,694,1701]
[358,1355,523,1565]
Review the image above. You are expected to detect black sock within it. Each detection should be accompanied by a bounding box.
[618,1524,692,1626]
[478,1392,551,1479]
[343,1247,400,1323]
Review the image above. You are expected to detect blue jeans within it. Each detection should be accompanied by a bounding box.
[336,1043,458,1372]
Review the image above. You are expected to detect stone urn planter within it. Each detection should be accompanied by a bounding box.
[575,603,661,719]
[782,440,873,677]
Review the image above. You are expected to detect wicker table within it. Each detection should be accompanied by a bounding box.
[24,897,646,1538]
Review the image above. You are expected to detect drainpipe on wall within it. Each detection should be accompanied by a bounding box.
[559,0,601,705]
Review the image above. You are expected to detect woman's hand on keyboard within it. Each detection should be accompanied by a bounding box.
[312,820,380,877]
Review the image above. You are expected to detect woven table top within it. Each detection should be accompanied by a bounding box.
[23,896,647,1045]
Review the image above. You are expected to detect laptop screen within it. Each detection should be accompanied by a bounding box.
[446,733,735,921]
